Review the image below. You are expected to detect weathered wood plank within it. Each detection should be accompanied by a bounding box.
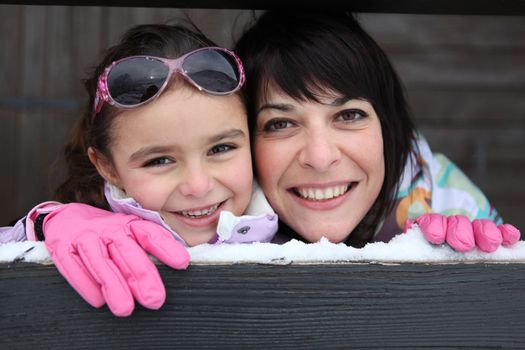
[1,0,525,15]
[390,51,525,88]
[0,5,22,96]
[408,89,525,125]
[70,6,105,85]
[361,14,525,49]
[419,127,525,164]
[0,109,18,225]
[0,6,22,226]
[45,6,75,96]
[184,9,263,47]
[1,262,525,349]
[0,6,21,225]
[12,7,47,220]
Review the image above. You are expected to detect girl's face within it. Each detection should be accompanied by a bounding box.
[98,84,253,246]
[254,88,385,243]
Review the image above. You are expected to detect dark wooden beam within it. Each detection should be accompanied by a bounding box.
[2,262,525,349]
[0,0,525,15]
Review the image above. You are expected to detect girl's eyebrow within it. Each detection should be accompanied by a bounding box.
[129,129,246,162]
[208,128,246,143]
[129,145,178,162]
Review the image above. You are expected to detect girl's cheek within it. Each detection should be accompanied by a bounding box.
[125,181,166,211]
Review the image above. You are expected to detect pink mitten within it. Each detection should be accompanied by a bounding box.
[407,213,521,253]
[472,219,502,253]
[445,215,476,252]
[498,223,521,246]
[405,213,447,245]
[41,203,190,317]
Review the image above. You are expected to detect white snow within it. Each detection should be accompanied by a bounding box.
[1,225,524,265]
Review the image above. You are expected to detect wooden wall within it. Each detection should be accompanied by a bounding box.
[0,5,524,231]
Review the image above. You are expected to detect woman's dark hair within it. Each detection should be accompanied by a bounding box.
[235,10,416,247]
[54,23,215,209]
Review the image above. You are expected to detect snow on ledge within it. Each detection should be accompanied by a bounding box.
[1,226,524,265]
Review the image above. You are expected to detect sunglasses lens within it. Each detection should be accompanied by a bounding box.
[107,57,169,106]
[183,49,240,93]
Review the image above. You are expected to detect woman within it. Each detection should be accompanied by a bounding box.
[234,10,519,249]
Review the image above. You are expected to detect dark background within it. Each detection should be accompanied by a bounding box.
[0,5,523,231]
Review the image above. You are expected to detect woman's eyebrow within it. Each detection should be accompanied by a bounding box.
[256,103,294,115]
[328,96,370,106]
[257,97,352,114]
[329,97,350,106]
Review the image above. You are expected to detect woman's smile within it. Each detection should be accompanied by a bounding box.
[292,182,354,201]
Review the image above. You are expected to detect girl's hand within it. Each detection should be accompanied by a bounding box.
[40,203,190,317]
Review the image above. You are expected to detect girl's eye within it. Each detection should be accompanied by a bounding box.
[263,119,294,132]
[336,109,367,122]
[208,144,235,155]
[143,157,173,167]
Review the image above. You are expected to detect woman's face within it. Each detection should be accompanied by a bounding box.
[96,84,253,246]
[254,88,385,243]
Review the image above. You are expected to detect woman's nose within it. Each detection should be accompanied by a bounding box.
[178,163,213,198]
[298,129,341,171]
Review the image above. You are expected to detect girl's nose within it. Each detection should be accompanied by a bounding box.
[298,129,341,171]
[178,163,213,198]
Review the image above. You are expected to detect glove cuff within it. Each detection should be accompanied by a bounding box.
[34,213,49,241]
[25,201,63,241]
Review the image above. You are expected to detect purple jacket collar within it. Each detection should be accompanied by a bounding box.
[104,182,278,247]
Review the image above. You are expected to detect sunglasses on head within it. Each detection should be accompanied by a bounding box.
[93,47,245,118]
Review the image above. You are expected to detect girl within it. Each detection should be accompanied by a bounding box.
[1,23,277,316]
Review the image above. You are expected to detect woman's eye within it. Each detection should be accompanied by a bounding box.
[263,119,294,132]
[208,144,235,155]
[143,157,173,167]
[337,109,367,122]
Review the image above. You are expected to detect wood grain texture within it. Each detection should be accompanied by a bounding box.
[2,262,525,349]
[1,0,525,15]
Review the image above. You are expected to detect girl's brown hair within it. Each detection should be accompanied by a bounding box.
[54,23,215,209]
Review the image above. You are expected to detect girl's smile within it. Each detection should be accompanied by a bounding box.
[168,200,225,228]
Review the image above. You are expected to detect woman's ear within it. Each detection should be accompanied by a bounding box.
[88,147,122,188]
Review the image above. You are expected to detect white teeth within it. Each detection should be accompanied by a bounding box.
[180,203,219,218]
[296,184,350,201]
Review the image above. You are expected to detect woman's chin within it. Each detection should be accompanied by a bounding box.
[288,222,356,243]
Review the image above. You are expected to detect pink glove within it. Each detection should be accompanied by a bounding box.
[406,213,521,253]
[40,203,190,317]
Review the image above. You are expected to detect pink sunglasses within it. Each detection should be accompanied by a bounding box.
[93,47,245,118]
